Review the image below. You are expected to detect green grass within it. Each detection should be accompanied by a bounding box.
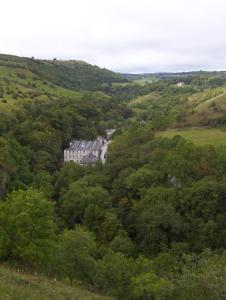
[0,64,84,101]
[0,59,113,119]
[156,127,226,146]
[181,87,226,125]
[129,92,160,106]
[0,265,112,300]
[133,77,158,85]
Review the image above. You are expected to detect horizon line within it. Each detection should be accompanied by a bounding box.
[1,52,226,75]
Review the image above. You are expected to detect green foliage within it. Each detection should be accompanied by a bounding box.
[57,226,97,284]
[61,181,112,231]
[137,188,182,255]
[131,271,174,300]
[109,233,136,257]
[27,59,127,91]
[0,189,56,269]
[94,251,134,298]
[53,163,86,197]
[173,251,226,300]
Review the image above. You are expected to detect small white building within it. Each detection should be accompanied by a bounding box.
[176,82,186,88]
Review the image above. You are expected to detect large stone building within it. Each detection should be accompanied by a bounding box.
[64,139,102,165]
[64,129,115,165]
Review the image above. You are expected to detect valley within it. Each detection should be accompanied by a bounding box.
[1,54,226,299]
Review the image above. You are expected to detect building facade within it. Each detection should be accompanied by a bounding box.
[176,82,186,87]
[64,140,102,165]
[64,130,115,165]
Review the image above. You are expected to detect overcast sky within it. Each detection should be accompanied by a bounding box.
[1,0,226,73]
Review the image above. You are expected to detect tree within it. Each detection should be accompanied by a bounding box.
[131,271,174,300]
[61,181,111,231]
[94,251,134,298]
[110,232,136,257]
[174,251,226,300]
[136,188,182,255]
[32,170,54,198]
[178,179,225,251]
[98,212,123,242]
[57,226,97,285]
[53,163,86,197]
[0,189,56,269]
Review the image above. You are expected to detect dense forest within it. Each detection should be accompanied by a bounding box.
[2,54,226,299]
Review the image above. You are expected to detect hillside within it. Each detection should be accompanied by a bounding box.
[0,53,131,144]
[0,265,112,300]
[0,53,132,198]
[184,87,226,126]
[0,53,127,91]
[156,127,226,146]
[128,74,226,127]
[122,73,158,84]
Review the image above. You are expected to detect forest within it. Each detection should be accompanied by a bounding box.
[1,54,226,299]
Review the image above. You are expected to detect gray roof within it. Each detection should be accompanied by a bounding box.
[80,153,98,164]
[66,140,101,151]
[97,135,105,141]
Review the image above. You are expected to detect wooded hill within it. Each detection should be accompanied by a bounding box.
[0,53,127,91]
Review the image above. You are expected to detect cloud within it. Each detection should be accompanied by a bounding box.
[0,0,226,72]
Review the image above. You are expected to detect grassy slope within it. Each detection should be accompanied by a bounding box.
[0,55,112,120]
[0,265,112,300]
[129,83,226,128]
[156,127,226,146]
[141,84,226,145]
[0,53,127,91]
[184,87,226,125]
[129,92,160,106]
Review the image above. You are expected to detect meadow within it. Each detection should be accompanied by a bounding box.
[156,127,226,146]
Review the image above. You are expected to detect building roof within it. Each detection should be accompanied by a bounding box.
[80,153,98,164]
[66,140,101,151]
[97,135,105,141]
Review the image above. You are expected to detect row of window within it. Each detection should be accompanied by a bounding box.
[65,151,88,154]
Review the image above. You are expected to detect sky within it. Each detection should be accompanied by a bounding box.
[1,0,226,73]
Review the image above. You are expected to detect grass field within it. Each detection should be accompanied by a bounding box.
[129,92,160,106]
[156,127,226,146]
[0,265,112,300]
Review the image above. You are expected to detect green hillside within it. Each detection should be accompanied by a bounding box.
[182,87,226,125]
[128,74,226,128]
[0,265,112,300]
[156,127,226,146]
[0,53,131,143]
[122,73,158,85]
[0,53,127,91]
